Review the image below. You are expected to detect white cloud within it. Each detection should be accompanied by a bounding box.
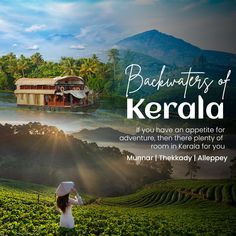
[48,2,76,13]
[74,23,124,47]
[96,1,114,15]
[12,43,18,47]
[69,45,85,50]
[0,18,16,33]
[182,0,207,11]
[44,2,82,18]
[25,24,46,32]
[75,28,90,39]
[26,44,39,50]
[133,0,158,5]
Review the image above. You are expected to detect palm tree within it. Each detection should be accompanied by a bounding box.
[17,55,30,77]
[108,48,119,92]
[0,53,17,76]
[0,71,9,89]
[91,53,99,63]
[97,62,110,78]
[79,57,100,82]
[60,57,79,76]
[31,52,43,68]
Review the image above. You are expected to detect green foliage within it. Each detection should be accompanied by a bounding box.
[102,179,236,207]
[206,186,215,200]
[60,57,80,76]
[222,184,234,205]
[230,156,236,178]
[108,48,120,93]
[0,52,118,96]
[0,71,8,89]
[1,179,236,235]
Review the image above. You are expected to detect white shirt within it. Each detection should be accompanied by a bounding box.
[60,194,83,229]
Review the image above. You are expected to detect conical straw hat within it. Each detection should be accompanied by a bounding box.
[56,181,75,196]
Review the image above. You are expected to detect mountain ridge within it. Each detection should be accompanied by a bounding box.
[116,29,236,66]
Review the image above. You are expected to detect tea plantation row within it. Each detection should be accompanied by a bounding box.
[1,178,236,235]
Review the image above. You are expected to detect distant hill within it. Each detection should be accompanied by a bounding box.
[203,50,236,66]
[73,127,170,144]
[119,49,171,76]
[73,127,126,142]
[116,29,236,66]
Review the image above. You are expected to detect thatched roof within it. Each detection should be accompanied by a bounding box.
[15,76,83,86]
[16,78,55,86]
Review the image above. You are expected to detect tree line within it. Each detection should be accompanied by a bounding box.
[0,49,126,95]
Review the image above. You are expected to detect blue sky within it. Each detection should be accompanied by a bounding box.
[0,0,235,61]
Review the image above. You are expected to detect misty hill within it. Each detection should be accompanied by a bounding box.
[119,49,171,76]
[73,127,126,142]
[116,29,236,66]
[0,123,167,196]
[73,127,169,144]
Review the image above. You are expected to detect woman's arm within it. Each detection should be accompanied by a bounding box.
[75,193,84,205]
[69,188,83,205]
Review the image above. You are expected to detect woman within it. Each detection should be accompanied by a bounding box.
[56,181,83,229]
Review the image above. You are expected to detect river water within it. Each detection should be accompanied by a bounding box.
[0,92,134,133]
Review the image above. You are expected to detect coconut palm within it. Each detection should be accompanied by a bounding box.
[30,52,44,68]
[17,55,30,77]
[79,57,99,82]
[108,48,119,92]
[0,53,17,76]
[60,57,79,76]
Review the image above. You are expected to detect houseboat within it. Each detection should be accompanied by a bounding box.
[14,76,97,111]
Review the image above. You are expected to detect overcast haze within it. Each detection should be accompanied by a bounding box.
[0,0,235,60]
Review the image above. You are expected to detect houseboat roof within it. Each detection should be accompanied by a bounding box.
[15,76,84,86]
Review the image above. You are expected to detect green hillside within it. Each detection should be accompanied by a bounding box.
[102,179,236,207]
[0,178,236,235]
